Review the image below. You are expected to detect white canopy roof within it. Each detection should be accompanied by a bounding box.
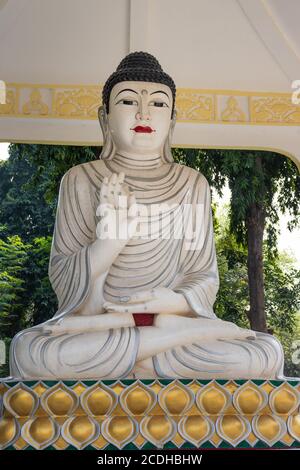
[0,0,299,167]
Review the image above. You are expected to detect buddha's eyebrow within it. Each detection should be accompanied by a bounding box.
[150,90,170,101]
[114,88,138,100]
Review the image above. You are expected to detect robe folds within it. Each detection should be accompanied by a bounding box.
[10,158,284,380]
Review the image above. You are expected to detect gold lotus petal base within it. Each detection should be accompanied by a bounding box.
[0,379,299,450]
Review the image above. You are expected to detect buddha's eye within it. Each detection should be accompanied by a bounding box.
[149,101,169,108]
[117,99,138,106]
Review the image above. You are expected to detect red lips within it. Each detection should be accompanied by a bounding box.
[131,125,155,133]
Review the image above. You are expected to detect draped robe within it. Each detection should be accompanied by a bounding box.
[10,158,284,380]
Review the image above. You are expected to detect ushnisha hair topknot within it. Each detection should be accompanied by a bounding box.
[102,51,176,117]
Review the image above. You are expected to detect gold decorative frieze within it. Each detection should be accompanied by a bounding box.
[0,88,17,115]
[0,379,299,450]
[220,96,247,122]
[53,87,100,118]
[22,89,49,116]
[175,89,214,122]
[250,96,300,124]
[0,83,299,125]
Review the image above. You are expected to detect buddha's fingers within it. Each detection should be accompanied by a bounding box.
[219,326,256,341]
[155,316,257,342]
[110,172,117,185]
[99,177,109,204]
[41,313,135,336]
[122,290,155,303]
[107,173,118,207]
[42,325,68,336]
[114,173,126,207]
[128,193,138,218]
[118,171,125,184]
[238,327,256,340]
[104,302,147,313]
[117,183,131,209]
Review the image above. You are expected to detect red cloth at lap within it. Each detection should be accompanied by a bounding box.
[133,313,155,326]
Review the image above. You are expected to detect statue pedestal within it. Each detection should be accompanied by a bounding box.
[0,379,299,450]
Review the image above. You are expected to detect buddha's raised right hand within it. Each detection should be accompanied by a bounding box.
[85,172,139,313]
[96,172,138,240]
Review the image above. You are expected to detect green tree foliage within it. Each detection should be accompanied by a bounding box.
[23,237,58,327]
[0,234,29,336]
[174,149,299,250]
[214,212,250,329]
[264,252,300,377]
[0,144,99,241]
[174,148,300,333]
[0,233,29,376]
[0,143,97,376]
[213,207,300,376]
[0,147,54,241]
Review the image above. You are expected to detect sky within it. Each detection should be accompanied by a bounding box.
[0,142,9,160]
[1,142,299,267]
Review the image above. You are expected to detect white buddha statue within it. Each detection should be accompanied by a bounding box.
[10,52,284,380]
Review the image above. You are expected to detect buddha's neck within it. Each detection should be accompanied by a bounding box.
[112,151,164,170]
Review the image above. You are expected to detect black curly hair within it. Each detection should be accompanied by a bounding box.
[102,51,176,117]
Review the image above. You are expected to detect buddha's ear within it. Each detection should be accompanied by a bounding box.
[162,109,176,163]
[98,105,116,160]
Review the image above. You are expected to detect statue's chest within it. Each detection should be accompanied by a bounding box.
[130,181,190,206]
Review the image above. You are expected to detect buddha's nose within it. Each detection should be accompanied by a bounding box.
[135,90,151,121]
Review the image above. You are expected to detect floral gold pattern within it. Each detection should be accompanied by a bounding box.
[269,383,299,415]
[216,414,251,446]
[21,416,59,450]
[158,381,194,415]
[196,382,231,415]
[252,414,287,447]
[80,383,117,417]
[233,382,267,415]
[120,381,156,416]
[101,416,138,449]
[0,379,299,450]
[41,382,78,417]
[178,415,214,447]
[3,383,38,418]
[140,415,176,448]
[62,416,100,450]
[0,416,20,450]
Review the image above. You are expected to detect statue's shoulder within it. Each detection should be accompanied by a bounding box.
[61,159,106,185]
[172,162,209,187]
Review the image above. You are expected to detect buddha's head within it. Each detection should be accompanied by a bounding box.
[99,52,176,161]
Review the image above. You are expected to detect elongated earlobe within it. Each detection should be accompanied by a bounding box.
[162,109,176,163]
[98,105,116,160]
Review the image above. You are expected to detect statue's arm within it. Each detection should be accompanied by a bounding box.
[48,168,137,319]
[173,175,219,319]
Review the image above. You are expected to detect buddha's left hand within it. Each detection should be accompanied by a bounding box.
[103,287,191,316]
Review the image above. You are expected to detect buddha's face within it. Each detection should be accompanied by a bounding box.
[108,81,173,155]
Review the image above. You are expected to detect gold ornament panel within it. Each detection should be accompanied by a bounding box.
[0,84,299,126]
[0,379,299,450]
